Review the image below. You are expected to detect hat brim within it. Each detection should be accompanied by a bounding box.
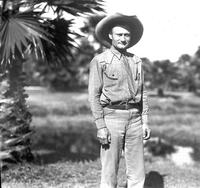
[95,13,144,48]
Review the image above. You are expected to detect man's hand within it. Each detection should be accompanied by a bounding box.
[143,125,151,140]
[97,127,111,145]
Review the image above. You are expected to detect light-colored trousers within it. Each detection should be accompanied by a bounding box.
[100,107,145,188]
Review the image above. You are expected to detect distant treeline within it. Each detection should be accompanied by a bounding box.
[24,44,200,94]
[24,15,200,93]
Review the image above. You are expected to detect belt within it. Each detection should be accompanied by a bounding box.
[105,101,140,110]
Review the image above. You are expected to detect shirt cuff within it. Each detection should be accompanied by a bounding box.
[95,118,107,129]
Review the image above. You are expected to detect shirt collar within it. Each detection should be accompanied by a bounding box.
[110,46,125,60]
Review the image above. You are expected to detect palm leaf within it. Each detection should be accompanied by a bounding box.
[41,18,76,65]
[3,132,32,148]
[0,151,12,160]
[38,0,105,16]
[0,9,50,66]
[0,145,28,161]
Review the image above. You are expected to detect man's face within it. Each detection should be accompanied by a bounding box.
[109,26,131,50]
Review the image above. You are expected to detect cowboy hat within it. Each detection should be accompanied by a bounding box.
[95,13,143,48]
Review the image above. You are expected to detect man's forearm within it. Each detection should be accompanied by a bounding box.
[88,57,106,129]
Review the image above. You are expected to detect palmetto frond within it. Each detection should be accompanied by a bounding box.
[36,0,104,16]
[0,9,50,66]
[0,0,105,166]
[41,18,76,65]
[0,0,105,66]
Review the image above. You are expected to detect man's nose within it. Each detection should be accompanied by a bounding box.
[120,35,126,41]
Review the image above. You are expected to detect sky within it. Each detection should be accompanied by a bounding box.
[103,0,200,61]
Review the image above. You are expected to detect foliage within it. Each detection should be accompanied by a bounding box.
[26,14,200,93]
[190,47,200,91]
[141,46,200,94]
[0,62,33,166]
[80,13,105,53]
[0,1,49,67]
[0,0,105,165]
[0,0,105,66]
[41,18,75,65]
[30,14,106,90]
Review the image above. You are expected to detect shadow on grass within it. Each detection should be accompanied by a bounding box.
[144,137,176,157]
[192,146,200,162]
[31,121,100,164]
[119,171,164,188]
[144,171,164,188]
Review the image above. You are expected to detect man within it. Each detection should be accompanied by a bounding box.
[88,13,151,188]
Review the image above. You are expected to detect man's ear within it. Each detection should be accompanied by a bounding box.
[109,33,112,40]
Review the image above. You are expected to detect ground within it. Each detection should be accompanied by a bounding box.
[2,88,200,188]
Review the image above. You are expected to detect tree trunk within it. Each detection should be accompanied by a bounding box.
[0,61,33,168]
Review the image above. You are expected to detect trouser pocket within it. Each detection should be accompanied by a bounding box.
[103,107,115,116]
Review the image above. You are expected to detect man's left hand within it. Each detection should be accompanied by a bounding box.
[143,125,151,140]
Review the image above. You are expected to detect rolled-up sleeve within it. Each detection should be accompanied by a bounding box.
[88,56,106,129]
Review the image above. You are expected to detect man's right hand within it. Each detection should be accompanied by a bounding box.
[97,127,111,145]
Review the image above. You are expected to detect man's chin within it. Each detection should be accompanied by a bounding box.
[116,46,128,51]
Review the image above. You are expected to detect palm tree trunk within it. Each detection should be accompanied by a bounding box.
[0,60,33,168]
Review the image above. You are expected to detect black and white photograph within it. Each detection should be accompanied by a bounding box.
[1,0,200,188]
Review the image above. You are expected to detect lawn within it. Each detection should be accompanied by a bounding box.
[2,88,200,188]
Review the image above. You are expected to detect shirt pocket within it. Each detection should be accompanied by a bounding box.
[134,72,142,96]
[134,62,141,87]
[135,73,141,87]
[103,66,119,80]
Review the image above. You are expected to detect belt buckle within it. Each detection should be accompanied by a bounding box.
[125,99,129,110]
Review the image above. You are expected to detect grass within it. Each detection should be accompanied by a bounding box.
[149,94,200,147]
[2,88,200,188]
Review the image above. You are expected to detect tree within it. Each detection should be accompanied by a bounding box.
[70,14,106,87]
[176,54,194,91]
[151,60,178,96]
[141,57,153,89]
[0,0,104,166]
[176,51,200,92]
[34,13,106,90]
[80,14,105,53]
[191,47,200,92]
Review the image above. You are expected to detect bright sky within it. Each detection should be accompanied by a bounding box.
[104,0,200,61]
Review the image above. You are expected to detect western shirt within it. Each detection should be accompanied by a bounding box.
[88,46,149,129]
